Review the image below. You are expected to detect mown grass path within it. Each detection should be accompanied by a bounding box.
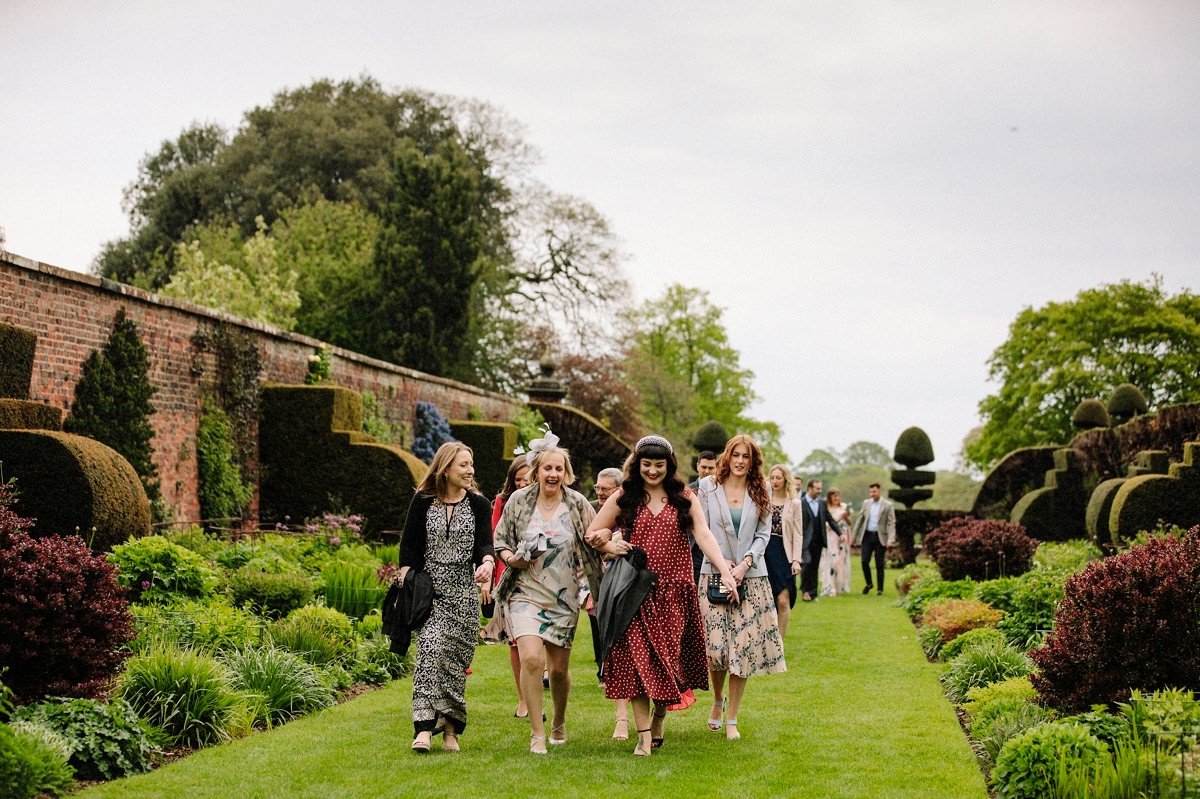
[80,573,987,798]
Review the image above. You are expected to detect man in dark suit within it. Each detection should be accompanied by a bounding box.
[799,478,842,601]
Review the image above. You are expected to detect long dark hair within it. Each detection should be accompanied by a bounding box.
[617,441,693,539]
[497,458,529,502]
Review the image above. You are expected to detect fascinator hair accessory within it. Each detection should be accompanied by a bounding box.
[634,435,673,456]
[518,425,560,467]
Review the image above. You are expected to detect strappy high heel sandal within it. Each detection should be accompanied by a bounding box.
[651,707,667,749]
[725,718,740,740]
[549,723,567,745]
[612,716,629,740]
[633,728,652,757]
[707,698,726,731]
[530,733,547,755]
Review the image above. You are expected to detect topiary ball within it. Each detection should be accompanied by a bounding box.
[691,420,729,454]
[1071,398,1110,429]
[893,426,935,468]
[1106,383,1148,424]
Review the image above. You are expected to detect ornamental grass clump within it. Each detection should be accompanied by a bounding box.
[117,645,247,748]
[941,626,1008,662]
[320,560,386,621]
[222,646,335,728]
[1030,529,1200,714]
[0,487,135,703]
[268,605,356,667]
[924,517,1038,582]
[941,638,1033,704]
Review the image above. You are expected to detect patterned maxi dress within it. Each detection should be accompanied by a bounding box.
[603,501,709,704]
[412,500,480,733]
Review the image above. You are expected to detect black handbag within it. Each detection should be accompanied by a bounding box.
[705,572,744,604]
[704,494,745,604]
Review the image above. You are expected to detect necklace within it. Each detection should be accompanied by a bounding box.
[538,495,559,510]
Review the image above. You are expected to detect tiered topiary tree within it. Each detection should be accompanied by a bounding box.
[890,426,935,508]
[1106,383,1148,425]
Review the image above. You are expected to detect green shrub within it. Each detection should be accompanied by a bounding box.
[228,565,316,619]
[997,570,1065,650]
[130,599,263,654]
[161,525,225,559]
[901,575,976,618]
[969,698,1056,767]
[222,646,335,728]
[11,697,156,780]
[213,539,257,570]
[1061,708,1132,748]
[1071,398,1110,429]
[1107,382,1148,424]
[196,400,253,524]
[992,721,1108,799]
[268,606,355,666]
[117,645,246,747]
[0,321,37,399]
[320,560,386,620]
[975,576,1021,614]
[895,561,938,597]
[942,627,1008,662]
[941,639,1033,703]
[1032,539,1102,574]
[0,722,75,798]
[918,624,944,659]
[108,535,219,604]
[1119,687,1200,753]
[962,676,1039,716]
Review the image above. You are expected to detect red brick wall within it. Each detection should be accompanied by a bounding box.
[0,252,520,523]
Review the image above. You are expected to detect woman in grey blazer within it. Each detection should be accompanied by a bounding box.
[697,434,787,740]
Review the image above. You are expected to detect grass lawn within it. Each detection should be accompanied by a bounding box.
[78,569,987,799]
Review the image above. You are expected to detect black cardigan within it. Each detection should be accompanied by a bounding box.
[398,491,495,571]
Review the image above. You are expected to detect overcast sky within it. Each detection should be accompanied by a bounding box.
[3,2,1198,470]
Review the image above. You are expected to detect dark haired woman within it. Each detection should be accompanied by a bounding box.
[491,457,532,718]
[586,435,738,757]
[398,442,495,753]
[696,434,786,740]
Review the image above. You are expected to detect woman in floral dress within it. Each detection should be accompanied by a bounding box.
[586,435,738,757]
[696,434,787,740]
[491,441,603,754]
[398,442,495,753]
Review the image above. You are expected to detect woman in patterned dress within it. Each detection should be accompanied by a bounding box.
[492,444,603,754]
[696,434,787,740]
[766,464,804,637]
[585,435,738,757]
[825,487,853,596]
[398,442,495,753]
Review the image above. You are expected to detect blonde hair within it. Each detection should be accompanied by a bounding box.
[417,442,474,500]
[768,463,796,500]
[529,446,575,486]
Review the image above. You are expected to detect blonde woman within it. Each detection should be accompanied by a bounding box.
[398,442,495,753]
[766,464,804,637]
[697,434,786,740]
[491,435,603,754]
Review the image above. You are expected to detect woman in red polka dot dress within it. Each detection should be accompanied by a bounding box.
[586,435,738,757]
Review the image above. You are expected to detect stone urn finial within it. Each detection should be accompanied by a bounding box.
[526,357,567,403]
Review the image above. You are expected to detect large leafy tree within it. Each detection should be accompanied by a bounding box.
[364,139,490,379]
[95,76,627,390]
[965,276,1200,470]
[624,283,782,460]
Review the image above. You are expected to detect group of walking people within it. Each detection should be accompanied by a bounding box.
[394,430,895,756]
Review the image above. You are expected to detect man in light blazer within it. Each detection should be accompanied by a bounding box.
[799,478,842,601]
[850,482,896,595]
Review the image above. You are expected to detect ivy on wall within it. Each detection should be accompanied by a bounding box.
[190,324,263,475]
